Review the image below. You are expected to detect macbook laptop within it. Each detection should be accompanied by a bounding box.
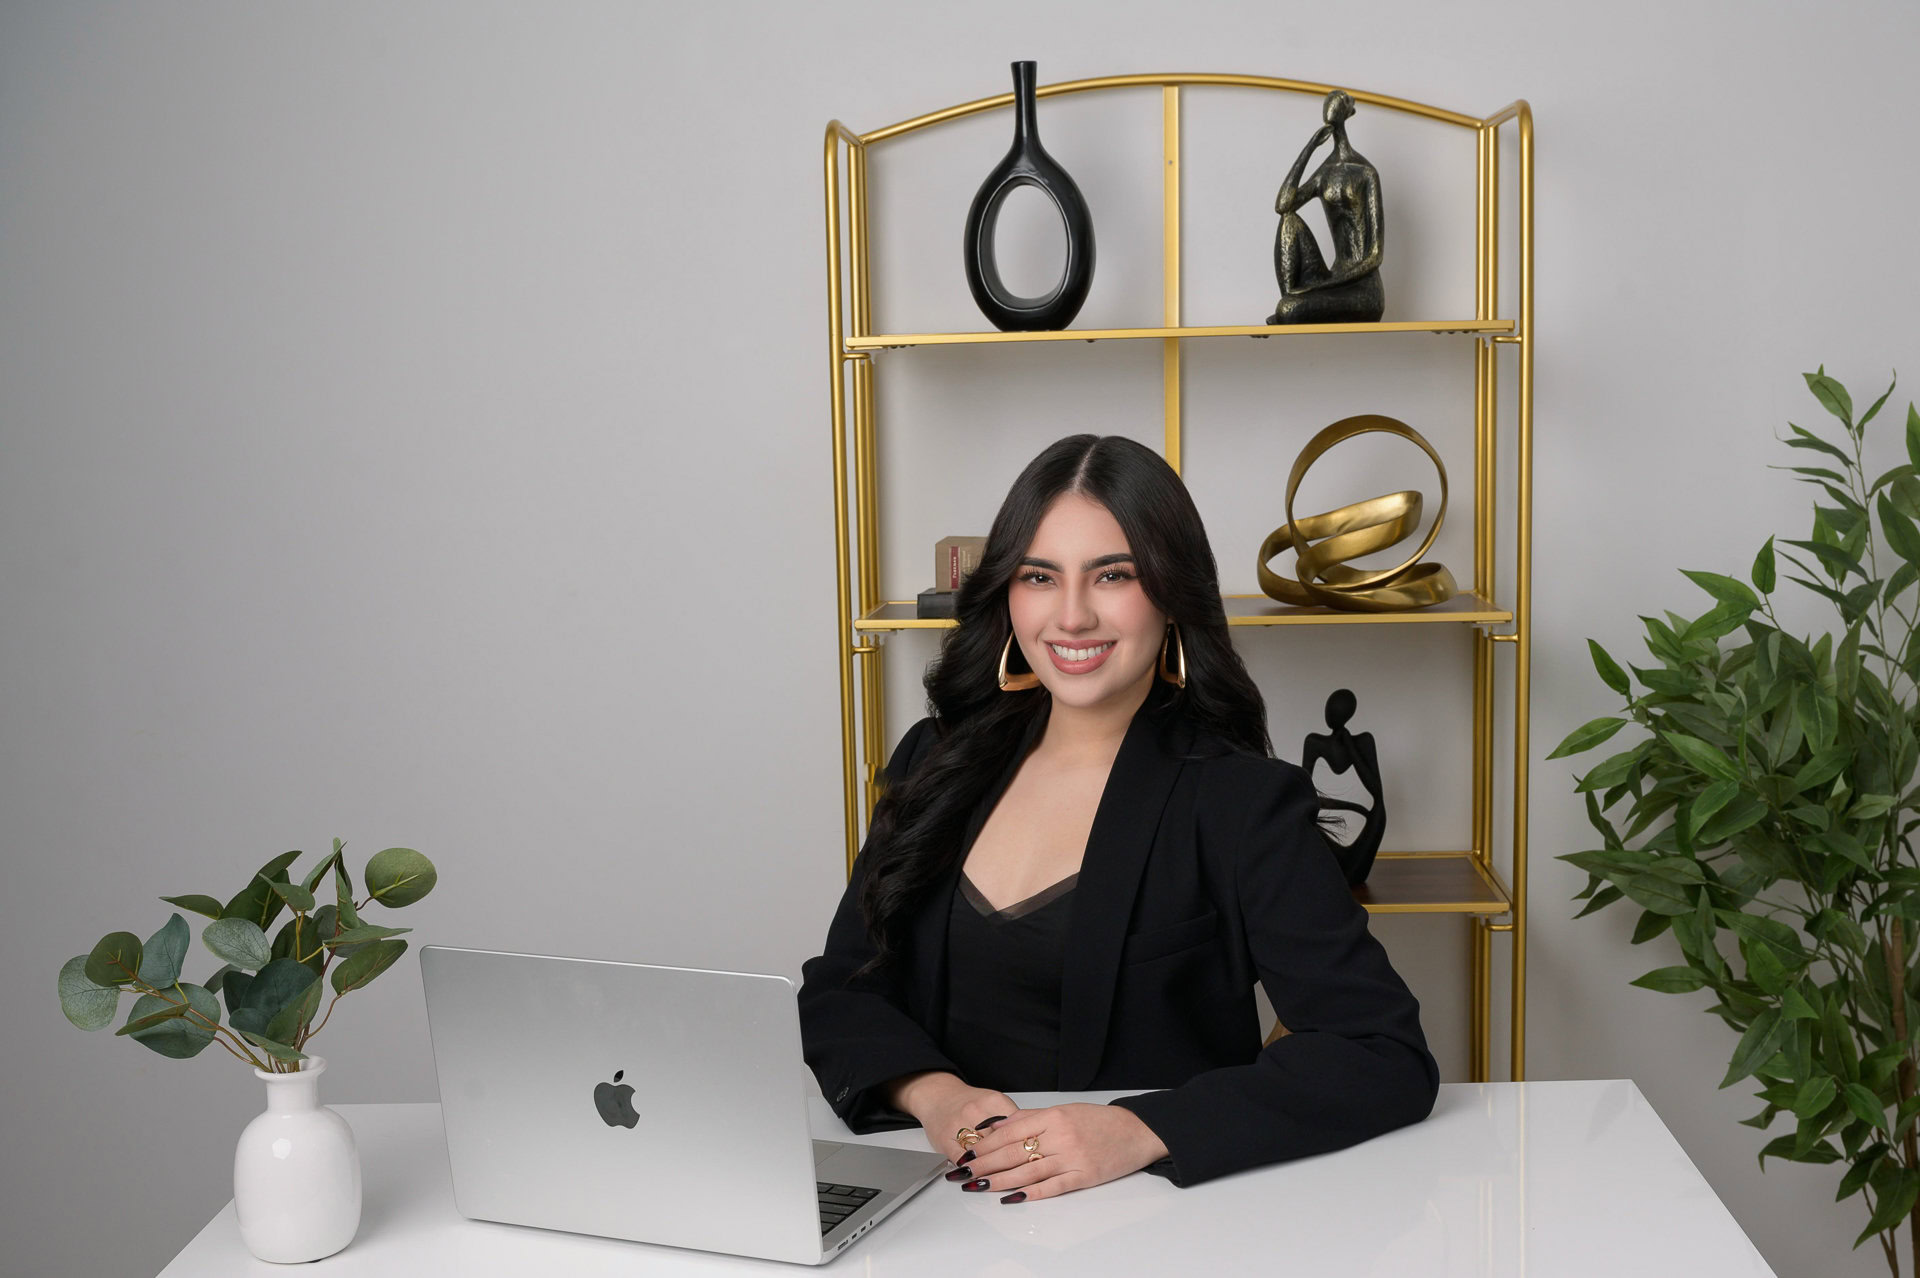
[420,946,951,1265]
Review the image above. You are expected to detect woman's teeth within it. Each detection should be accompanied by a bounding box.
[1049,642,1112,662]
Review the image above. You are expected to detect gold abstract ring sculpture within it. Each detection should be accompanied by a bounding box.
[1257,414,1457,612]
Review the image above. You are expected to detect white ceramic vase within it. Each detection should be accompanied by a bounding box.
[232,1056,362,1263]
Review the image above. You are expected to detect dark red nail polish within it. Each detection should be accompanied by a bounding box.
[999,1191,1027,1204]
[958,1150,975,1164]
[977,1115,1007,1129]
[944,1168,972,1182]
[961,1178,989,1192]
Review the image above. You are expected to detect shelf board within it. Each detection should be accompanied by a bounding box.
[856,591,1510,632]
[1354,852,1511,915]
[844,319,1514,350]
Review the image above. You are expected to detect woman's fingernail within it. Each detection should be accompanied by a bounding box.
[944,1168,972,1182]
[999,1191,1027,1204]
[961,1178,989,1192]
[958,1150,975,1164]
[977,1115,1007,1129]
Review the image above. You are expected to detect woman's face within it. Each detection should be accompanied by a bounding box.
[1008,493,1169,714]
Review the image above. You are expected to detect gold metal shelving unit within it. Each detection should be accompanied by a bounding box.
[823,73,1533,1081]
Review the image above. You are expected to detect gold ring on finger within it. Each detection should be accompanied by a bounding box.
[1023,1136,1041,1161]
[956,1127,979,1149]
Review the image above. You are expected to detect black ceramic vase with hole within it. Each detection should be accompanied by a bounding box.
[962,61,1096,332]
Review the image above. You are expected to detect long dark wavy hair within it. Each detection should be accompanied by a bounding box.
[855,435,1271,972]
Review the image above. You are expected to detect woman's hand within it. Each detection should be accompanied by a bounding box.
[886,1071,1018,1163]
[952,1102,1169,1202]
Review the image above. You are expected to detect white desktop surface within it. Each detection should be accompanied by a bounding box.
[160,1080,1775,1276]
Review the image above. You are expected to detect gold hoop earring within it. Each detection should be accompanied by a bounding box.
[1158,624,1187,688]
[998,633,1040,692]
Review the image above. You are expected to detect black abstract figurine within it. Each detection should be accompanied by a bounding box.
[1267,90,1385,325]
[963,60,1096,331]
[1301,689,1387,885]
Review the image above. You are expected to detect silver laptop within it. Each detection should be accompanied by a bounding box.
[419,946,950,1265]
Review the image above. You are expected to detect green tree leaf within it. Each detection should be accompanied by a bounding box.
[1630,966,1705,993]
[1588,639,1631,696]
[202,917,271,971]
[265,975,323,1045]
[1880,494,1920,568]
[301,845,343,895]
[1660,732,1744,783]
[1907,402,1920,471]
[136,913,190,988]
[1623,875,1695,917]
[219,850,303,930]
[364,848,437,908]
[1857,1169,1920,1248]
[1698,795,1769,846]
[1681,569,1760,611]
[1804,367,1854,430]
[242,958,322,1023]
[83,932,144,987]
[330,939,409,995]
[58,955,120,1030]
[335,858,361,930]
[1687,780,1740,838]
[158,894,223,920]
[114,1002,190,1036]
[1750,537,1777,595]
[1791,1076,1838,1120]
[1549,717,1628,761]
[1844,1083,1888,1132]
[1722,1010,1790,1088]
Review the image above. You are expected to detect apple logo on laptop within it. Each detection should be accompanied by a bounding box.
[594,1069,639,1129]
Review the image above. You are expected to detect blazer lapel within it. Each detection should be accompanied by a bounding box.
[905,703,1052,1027]
[1056,692,1188,1089]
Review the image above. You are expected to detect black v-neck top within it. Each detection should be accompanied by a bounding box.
[940,872,1079,1092]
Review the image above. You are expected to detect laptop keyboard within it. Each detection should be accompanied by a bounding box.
[818,1182,880,1235]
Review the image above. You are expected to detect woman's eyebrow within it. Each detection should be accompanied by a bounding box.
[1017,553,1137,571]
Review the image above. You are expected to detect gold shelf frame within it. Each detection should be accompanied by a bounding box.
[823,73,1533,1081]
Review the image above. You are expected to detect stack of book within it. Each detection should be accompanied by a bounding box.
[917,537,986,619]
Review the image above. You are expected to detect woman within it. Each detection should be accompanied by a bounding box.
[798,435,1436,1204]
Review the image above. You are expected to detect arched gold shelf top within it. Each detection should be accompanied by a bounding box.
[857,73,1506,144]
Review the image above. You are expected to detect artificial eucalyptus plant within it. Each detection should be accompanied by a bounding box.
[56,841,436,1073]
[1554,369,1920,1275]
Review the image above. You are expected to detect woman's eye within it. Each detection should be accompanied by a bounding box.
[1100,570,1136,584]
[1018,571,1052,586]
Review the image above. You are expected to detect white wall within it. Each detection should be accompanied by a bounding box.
[2,3,1915,1276]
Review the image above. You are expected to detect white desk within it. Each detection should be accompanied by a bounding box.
[161,1081,1775,1276]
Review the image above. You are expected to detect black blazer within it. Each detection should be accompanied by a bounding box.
[798,691,1439,1187]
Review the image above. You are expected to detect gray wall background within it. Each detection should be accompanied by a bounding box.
[2,2,1916,1275]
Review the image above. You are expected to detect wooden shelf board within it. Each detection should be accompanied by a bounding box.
[856,592,1511,632]
[845,319,1514,350]
[1354,852,1511,915]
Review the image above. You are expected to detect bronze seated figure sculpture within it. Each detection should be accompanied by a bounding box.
[1268,90,1385,325]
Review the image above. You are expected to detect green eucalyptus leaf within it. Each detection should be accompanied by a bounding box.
[158,894,223,920]
[83,932,144,987]
[203,917,272,971]
[202,964,235,994]
[1588,639,1631,696]
[1629,966,1704,993]
[58,955,120,1030]
[222,969,254,1016]
[237,1030,308,1064]
[136,913,191,987]
[120,984,219,1059]
[364,848,436,907]
[330,939,408,995]
[220,850,303,930]
[265,878,316,914]
[265,975,323,1045]
[335,859,361,930]
[301,848,343,895]
[320,923,412,948]
[243,958,321,1022]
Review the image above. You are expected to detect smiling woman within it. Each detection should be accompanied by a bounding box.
[798,435,1439,1203]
